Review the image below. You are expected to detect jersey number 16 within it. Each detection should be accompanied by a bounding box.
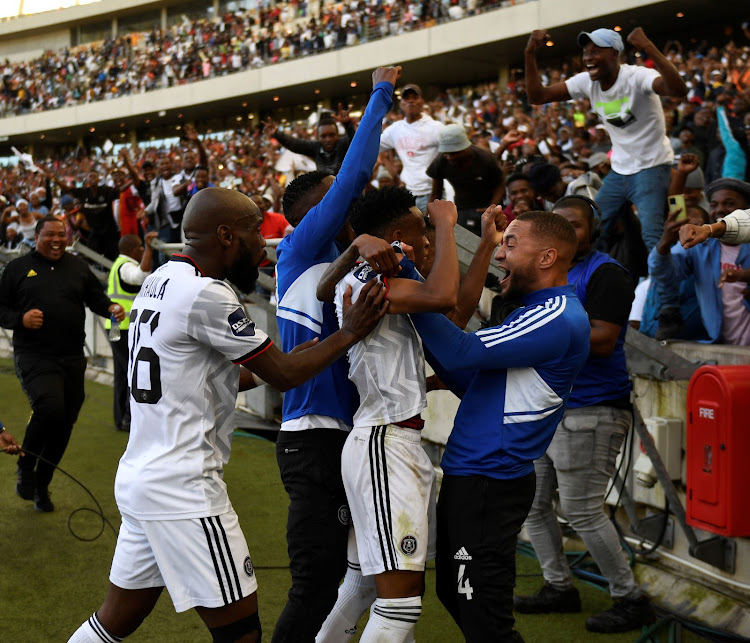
[130,308,162,404]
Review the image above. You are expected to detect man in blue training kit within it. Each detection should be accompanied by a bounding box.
[410,211,591,642]
[273,66,402,642]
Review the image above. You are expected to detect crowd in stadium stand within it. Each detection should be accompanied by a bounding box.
[1,28,750,344]
[0,0,516,117]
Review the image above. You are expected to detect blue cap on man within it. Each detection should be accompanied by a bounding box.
[577,29,624,53]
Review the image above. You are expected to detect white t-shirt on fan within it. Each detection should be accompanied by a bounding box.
[380,114,444,196]
[566,65,673,175]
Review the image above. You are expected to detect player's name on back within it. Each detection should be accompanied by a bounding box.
[140,275,170,301]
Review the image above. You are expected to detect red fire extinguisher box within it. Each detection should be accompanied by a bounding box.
[686,365,750,537]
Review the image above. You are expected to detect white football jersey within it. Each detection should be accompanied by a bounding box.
[334,262,427,429]
[115,256,271,520]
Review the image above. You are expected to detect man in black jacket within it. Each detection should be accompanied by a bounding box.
[264,110,355,176]
[0,216,124,512]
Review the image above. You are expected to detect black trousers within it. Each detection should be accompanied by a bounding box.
[110,329,131,430]
[436,472,536,643]
[14,352,87,490]
[272,429,350,643]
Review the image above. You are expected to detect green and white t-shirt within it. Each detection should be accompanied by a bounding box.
[566,64,673,175]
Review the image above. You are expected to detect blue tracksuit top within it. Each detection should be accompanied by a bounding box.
[412,285,591,480]
[275,81,394,426]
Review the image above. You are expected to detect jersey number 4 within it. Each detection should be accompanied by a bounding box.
[457,564,473,601]
[130,308,162,404]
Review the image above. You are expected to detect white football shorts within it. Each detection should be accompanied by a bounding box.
[109,508,258,612]
[342,425,436,576]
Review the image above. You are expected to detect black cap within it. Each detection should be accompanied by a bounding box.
[400,84,422,97]
[705,178,750,205]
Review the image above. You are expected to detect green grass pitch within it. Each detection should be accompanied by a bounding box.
[0,358,700,641]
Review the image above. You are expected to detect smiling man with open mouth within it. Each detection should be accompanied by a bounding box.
[0,215,125,513]
[524,24,689,341]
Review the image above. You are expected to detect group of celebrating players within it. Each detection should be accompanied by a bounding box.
[63,61,592,643]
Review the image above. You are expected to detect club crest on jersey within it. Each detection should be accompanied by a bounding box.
[228,307,255,337]
[400,535,418,556]
[244,555,254,577]
[352,263,376,283]
[338,504,350,526]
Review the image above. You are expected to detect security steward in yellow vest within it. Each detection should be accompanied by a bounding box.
[106,232,157,431]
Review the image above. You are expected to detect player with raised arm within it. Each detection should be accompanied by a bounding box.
[66,188,388,643]
[314,194,506,642]
[272,66,403,642]
[409,212,591,642]
[314,193,458,642]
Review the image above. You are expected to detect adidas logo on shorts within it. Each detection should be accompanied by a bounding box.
[454,547,472,561]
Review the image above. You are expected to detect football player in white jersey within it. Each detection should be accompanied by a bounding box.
[67,188,389,643]
[315,190,506,642]
[313,189,454,642]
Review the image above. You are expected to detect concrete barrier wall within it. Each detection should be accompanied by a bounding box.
[626,343,750,604]
[0,27,70,61]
